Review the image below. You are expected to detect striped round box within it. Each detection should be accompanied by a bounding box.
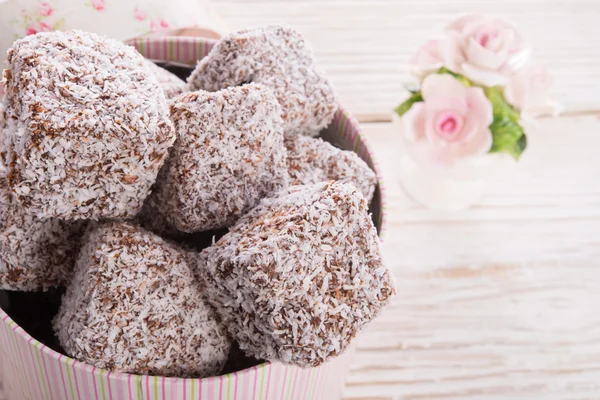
[0,36,386,400]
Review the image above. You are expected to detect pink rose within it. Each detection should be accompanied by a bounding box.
[25,22,53,36]
[443,14,529,86]
[505,62,560,117]
[150,19,170,32]
[133,7,147,21]
[38,2,53,17]
[403,74,493,167]
[410,40,444,78]
[91,0,105,11]
[25,25,38,36]
[38,21,52,31]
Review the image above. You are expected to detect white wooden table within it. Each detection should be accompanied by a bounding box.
[213,1,600,399]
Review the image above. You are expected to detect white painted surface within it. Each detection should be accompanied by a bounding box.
[213,0,600,119]
[348,118,600,399]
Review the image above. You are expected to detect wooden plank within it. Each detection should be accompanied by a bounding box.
[340,116,600,399]
[213,0,600,117]
[346,258,600,399]
[363,115,600,269]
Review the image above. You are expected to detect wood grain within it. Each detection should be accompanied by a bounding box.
[347,117,600,399]
[213,0,600,119]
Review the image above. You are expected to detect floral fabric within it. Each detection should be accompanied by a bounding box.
[0,0,226,64]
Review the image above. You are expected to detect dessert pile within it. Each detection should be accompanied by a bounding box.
[0,26,394,378]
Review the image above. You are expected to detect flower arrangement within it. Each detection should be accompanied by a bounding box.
[395,14,559,168]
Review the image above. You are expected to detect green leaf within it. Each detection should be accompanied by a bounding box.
[436,67,472,87]
[511,134,528,160]
[436,67,460,78]
[393,92,423,118]
[484,86,527,160]
[53,18,66,31]
[484,86,520,122]
[488,116,527,160]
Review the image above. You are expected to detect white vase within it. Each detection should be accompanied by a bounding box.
[399,156,488,211]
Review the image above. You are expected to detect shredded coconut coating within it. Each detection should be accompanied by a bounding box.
[196,181,395,367]
[187,25,337,136]
[146,84,289,233]
[0,171,87,291]
[285,135,378,202]
[144,59,188,99]
[2,30,175,221]
[54,222,231,377]
[136,195,186,239]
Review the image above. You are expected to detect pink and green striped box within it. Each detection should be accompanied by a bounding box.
[0,36,386,400]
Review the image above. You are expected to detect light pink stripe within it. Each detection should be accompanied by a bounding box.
[218,375,223,399]
[15,328,35,399]
[27,340,42,400]
[315,363,328,400]
[312,365,322,400]
[319,363,329,398]
[251,365,259,400]
[15,326,41,397]
[289,366,299,400]
[91,366,100,400]
[163,38,168,62]
[40,345,53,399]
[314,366,324,400]
[241,367,250,399]
[145,375,151,400]
[198,375,203,399]
[27,337,45,398]
[154,40,160,62]
[113,373,124,400]
[106,371,114,400]
[128,374,134,400]
[142,38,148,59]
[2,324,22,398]
[20,337,38,399]
[141,38,147,59]
[170,378,178,400]
[275,365,284,400]
[265,364,273,399]
[12,326,34,399]
[57,354,71,400]
[207,375,216,399]
[183,40,190,64]
[278,366,289,400]
[300,366,311,400]
[328,360,337,399]
[73,360,82,400]
[162,376,166,400]
[326,362,335,398]
[233,372,238,400]
[307,367,317,400]
[2,322,25,398]
[182,378,186,399]
[79,359,92,400]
